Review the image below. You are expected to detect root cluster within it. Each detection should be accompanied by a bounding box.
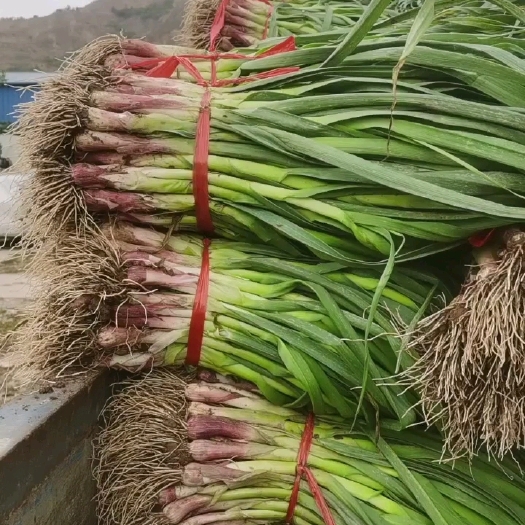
[15,36,121,247]
[10,36,126,381]
[7,230,123,382]
[406,230,525,459]
[94,368,194,525]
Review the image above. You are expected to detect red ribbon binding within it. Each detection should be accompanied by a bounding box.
[129,1,298,366]
[211,0,274,48]
[186,239,212,366]
[135,46,298,367]
[285,413,337,525]
[469,228,496,248]
[137,47,297,237]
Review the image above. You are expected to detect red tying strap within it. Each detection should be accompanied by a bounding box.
[146,56,179,78]
[132,54,298,237]
[285,414,336,525]
[261,0,273,39]
[210,0,229,51]
[123,7,298,236]
[210,0,274,47]
[186,239,211,366]
[469,229,496,248]
[258,36,297,57]
[194,90,214,234]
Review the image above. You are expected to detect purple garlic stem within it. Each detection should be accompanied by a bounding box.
[97,325,149,348]
[126,265,198,290]
[83,189,155,213]
[91,91,190,112]
[115,303,192,318]
[163,495,212,525]
[115,313,190,330]
[188,415,262,442]
[186,383,259,404]
[75,131,170,155]
[129,291,195,308]
[189,439,270,462]
[159,485,201,507]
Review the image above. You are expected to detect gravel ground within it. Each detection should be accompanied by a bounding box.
[0,249,30,401]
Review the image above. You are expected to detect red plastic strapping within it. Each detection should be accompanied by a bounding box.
[193,89,215,234]
[131,46,299,235]
[210,0,229,52]
[186,238,211,366]
[258,36,297,57]
[130,36,297,74]
[258,0,273,39]
[111,12,297,369]
[210,0,274,49]
[469,229,496,248]
[285,413,337,525]
[191,34,297,233]
[131,57,165,69]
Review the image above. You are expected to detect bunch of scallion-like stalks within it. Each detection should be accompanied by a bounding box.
[18,1,525,261]
[14,0,525,459]
[181,0,525,52]
[71,5,525,262]
[98,221,452,425]
[181,0,375,50]
[95,368,525,525]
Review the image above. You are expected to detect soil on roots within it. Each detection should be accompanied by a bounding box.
[406,235,525,459]
[94,368,194,525]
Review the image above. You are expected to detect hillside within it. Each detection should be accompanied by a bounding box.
[0,0,186,72]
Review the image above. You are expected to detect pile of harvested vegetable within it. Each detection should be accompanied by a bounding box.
[98,222,452,426]
[95,369,525,525]
[12,0,525,474]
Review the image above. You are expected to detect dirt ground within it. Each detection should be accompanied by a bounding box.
[0,249,30,401]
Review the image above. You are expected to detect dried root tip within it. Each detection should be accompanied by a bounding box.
[405,230,525,459]
[181,0,222,49]
[15,36,122,244]
[94,368,194,525]
[9,228,124,380]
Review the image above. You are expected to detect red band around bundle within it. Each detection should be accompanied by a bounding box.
[120,2,298,366]
[128,17,297,264]
[210,0,274,50]
[469,229,496,248]
[210,0,229,52]
[186,238,211,366]
[194,90,215,234]
[285,413,337,525]
[146,56,179,78]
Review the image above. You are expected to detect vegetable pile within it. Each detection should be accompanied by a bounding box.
[181,0,373,50]
[95,369,525,525]
[99,221,450,424]
[182,0,525,51]
[13,0,525,460]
